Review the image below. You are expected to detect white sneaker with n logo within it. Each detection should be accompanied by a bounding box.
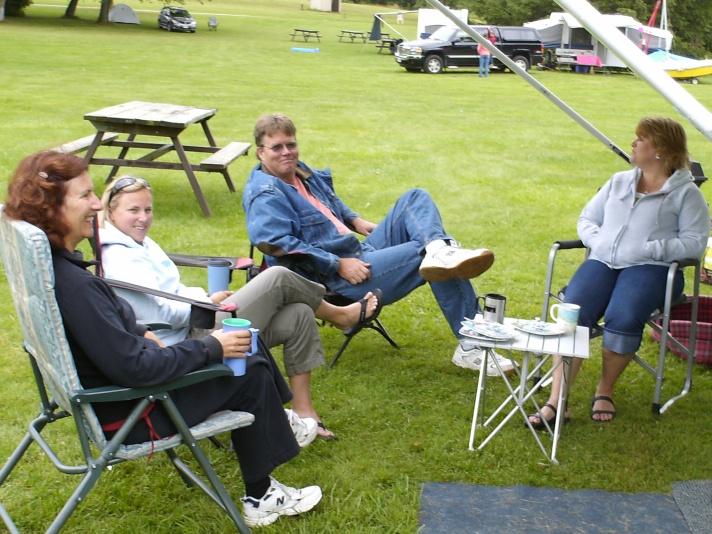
[241,477,322,527]
[419,240,494,282]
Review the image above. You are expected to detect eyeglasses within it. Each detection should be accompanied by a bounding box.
[108,177,151,203]
[259,142,298,153]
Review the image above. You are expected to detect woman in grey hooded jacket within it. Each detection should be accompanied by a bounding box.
[530,117,710,426]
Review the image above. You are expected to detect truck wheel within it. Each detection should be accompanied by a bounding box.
[512,55,530,71]
[424,55,444,74]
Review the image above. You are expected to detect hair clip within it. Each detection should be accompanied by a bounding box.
[38,171,49,180]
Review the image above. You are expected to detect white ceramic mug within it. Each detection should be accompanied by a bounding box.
[550,303,580,333]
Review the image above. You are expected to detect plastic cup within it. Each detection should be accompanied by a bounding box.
[221,318,259,376]
[207,258,231,295]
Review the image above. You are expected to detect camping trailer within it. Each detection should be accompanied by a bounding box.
[417,8,467,39]
[525,12,672,70]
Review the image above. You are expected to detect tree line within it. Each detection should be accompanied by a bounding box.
[4,0,711,56]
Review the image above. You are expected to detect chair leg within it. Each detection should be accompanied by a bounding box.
[160,396,251,534]
[328,318,399,369]
[328,335,354,369]
[368,318,399,348]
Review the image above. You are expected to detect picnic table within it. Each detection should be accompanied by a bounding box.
[338,30,368,43]
[376,37,397,54]
[291,28,321,42]
[55,101,251,217]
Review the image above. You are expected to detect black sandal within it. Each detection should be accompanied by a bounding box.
[590,395,616,422]
[343,288,383,336]
[526,403,571,431]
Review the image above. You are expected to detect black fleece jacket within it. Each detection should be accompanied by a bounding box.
[51,248,223,424]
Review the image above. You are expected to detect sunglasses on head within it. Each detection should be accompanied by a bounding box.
[109,177,151,203]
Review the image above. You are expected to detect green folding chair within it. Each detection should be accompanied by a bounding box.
[0,206,254,533]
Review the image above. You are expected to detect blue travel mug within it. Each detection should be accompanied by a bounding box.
[207,258,231,295]
[221,318,259,376]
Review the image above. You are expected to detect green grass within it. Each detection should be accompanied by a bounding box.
[2,1,712,532]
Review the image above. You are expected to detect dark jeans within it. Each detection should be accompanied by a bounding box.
[118,344,299,484]
[565,259,683,354]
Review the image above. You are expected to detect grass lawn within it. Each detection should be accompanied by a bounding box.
[1,1,712,532]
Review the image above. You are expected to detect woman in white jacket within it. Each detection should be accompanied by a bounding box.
[98,176,381,440]
[529,117,710,426]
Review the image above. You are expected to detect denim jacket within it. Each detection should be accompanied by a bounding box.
[242,161,363,276]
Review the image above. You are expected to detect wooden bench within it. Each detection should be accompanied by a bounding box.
[291,29,321,42]
[199,141,251,171]
[376,38,397,54]
[52,133,119,154]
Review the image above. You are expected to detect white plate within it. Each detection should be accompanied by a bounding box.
[459,328,513,342]
[512,320,567,336]
[461,320,514,340]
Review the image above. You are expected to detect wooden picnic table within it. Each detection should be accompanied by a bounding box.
[291,28,321,42]
[338,30,368,43]
[57,101,251,217]
[376,37,397,54]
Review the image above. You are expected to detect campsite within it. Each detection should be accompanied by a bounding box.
[1,0,712,532]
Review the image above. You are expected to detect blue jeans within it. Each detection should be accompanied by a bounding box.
[326,188,478,337]
[564,259,683,354]
[479,54,491,77]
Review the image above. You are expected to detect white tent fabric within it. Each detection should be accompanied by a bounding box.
[109,4,140,25]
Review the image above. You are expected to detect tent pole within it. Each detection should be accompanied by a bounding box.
[423,0,631,164]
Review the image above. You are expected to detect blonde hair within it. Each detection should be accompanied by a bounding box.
[635,117,690,175]
[98,175,152,228]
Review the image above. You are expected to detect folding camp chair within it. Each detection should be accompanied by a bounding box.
[541,239,701,414]
[0,206,254,533]
[249,245,398,369]
[208,16,219,30]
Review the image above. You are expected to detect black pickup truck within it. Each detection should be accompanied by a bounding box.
[395,25,544,74]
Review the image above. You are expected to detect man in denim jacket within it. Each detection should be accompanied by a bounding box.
[242,113,514,375]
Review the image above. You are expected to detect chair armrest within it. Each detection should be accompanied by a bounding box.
[673,258,700,269]
[167,253,254,271]
[71,363,234,404]
[141,320,172,331]
[554,239,584,250]
[104,279,222,312]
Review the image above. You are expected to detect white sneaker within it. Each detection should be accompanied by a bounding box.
[284,409,318,448]
[452,342,515,376]
[241,476,322,527]
[419,240,494,282]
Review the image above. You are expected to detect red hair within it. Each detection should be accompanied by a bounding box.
[4,151,88,249]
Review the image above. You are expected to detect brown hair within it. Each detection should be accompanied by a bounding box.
[4,151,88,249]
[98,175,153,228]
[253,113,297,151]
[636,117,689,176]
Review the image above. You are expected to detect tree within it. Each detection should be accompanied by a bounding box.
[5,0,32,16]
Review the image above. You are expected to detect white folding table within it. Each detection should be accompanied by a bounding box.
[467,316,589,464]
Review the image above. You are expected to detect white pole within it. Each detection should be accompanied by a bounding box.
[554,0,712,142]
[423,0,631,163]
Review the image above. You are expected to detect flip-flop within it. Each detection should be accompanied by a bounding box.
[590,395,616,422]
[317,421,338,440]
[343,288,384,336]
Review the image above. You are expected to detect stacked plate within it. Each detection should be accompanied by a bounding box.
[512,319,567,336]
[460,319,515,342]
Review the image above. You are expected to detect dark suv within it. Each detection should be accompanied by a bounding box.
[395,25,543,74]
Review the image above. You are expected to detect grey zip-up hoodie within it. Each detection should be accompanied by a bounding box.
[579,167,710,269]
